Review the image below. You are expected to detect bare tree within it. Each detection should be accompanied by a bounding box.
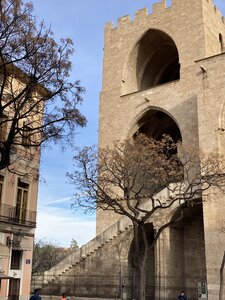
[67,134,225,300]
[0,0,86,173]
[32,239,77,276]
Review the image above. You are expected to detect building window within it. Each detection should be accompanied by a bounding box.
[10,250,22,270]
[15,179,29,224]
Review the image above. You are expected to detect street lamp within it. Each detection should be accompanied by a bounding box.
[6,230,24,247]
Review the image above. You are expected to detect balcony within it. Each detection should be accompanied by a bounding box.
[0,203,36,227]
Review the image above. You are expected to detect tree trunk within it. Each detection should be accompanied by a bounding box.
[132,222,149,300]
[137,257,147,300]
[219,251,225,300]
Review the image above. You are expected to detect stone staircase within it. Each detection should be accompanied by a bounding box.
[32,184,183,291]
[32,215,133,290]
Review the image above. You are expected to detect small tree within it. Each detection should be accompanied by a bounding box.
[70,238,79,251]
[67,134,225,300]
[32,239,64,276]
[0,0,86,173]
[32,239,77,276]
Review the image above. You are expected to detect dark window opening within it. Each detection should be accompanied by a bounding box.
[219,33,224,52]
[15,179,29,224]
[123,29,180,94]
[133,110,183,194]
[137,29,180,90]
[136,110,182,144]
[11,250,22,270]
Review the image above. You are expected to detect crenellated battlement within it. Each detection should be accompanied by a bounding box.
[152,0,167,14]
[104,0,170,31]
[117,15,131,28]
[104,0,225,33]
[104,21,114,32]
[134,8,148,21]
[204,0,224,21]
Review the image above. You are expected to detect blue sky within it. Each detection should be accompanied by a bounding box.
[32,0,225,247]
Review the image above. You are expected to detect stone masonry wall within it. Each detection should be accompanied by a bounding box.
[97,0,225,234]
[202,0,225,56]
[96,0,225,299]
[40,227,134,299]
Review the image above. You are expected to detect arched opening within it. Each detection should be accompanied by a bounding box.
[128,223,155,300]
[123,29,180,94]
[131,109,182,195]
[166,202,207,299]
[127,109,183,299]
[135,109,182,143]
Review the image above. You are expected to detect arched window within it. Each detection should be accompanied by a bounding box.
[135,109,181,143]
[123,29,180,94]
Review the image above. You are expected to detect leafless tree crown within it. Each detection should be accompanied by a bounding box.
[0,0,86,172]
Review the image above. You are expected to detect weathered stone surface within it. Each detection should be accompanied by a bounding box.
[36,1,225,299]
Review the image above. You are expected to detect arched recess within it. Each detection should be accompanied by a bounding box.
[123,29,180,94]
[166,201,207,299]
[130,108,182,194]
[128,223,155,300]
[127,108,183,298]
[134,109,182,143]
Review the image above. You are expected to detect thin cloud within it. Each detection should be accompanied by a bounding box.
[35,207,96,247]
[39,197,71,207]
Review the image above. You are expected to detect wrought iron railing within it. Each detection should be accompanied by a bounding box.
[0,202,36,227]
[31,274,204,300]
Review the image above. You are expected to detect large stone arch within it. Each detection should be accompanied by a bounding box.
[163,201,207,299]
[128,223,155,299]
[127,108,183,299]
[134,109,182,142]
[122,29,180,94]
[129,107,182,145]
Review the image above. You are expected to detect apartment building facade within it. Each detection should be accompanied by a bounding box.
[0,69,43,300]
[0,169,39,300]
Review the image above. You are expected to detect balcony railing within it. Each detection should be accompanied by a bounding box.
[0,202,36,227]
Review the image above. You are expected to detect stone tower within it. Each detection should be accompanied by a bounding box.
[35,1,225,299]
[97,0,225,299]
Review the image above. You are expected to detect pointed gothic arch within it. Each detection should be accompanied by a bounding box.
[122,29,180,94]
